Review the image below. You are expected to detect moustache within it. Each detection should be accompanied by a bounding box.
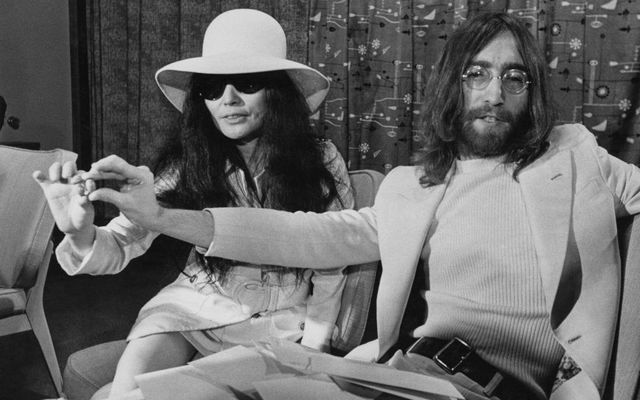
[463,105,515,124]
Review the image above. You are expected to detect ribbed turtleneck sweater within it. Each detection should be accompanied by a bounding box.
[420,157,564,399]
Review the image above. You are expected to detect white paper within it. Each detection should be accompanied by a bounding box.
[135,342,463,400]
[136,345,301,399]
[269,339,463,399]
[337,377,459,400]
[135,364,236,400]
[189,345,297,389]
[254,375,367,400]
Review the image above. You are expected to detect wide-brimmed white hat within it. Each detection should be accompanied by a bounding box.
[155,9,329,114]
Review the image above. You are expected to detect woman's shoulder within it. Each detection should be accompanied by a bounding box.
[317,138,349,170]
[317,138,341,161]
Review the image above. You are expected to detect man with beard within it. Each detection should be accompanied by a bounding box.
[63,12,639,400]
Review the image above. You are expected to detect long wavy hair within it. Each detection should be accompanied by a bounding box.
[413,12,556,186]
[153,70,342,283]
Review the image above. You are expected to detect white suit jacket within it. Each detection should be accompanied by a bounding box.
[208,124,640,399]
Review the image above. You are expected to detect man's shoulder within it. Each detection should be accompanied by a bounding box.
[378,165,425,194]
[385,165,422,182]
[547,123,597,152]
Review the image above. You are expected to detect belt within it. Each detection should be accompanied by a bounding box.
[405,337,528,399]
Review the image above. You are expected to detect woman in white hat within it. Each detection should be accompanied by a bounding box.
[35,9,352,399]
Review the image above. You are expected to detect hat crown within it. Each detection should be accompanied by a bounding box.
[202,9,286,59]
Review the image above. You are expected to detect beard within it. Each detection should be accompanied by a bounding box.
[457,104,528,158]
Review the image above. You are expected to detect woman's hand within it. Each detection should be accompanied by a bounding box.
[81,155,164,231]
[33,161,97,255]
[33,161,96,236]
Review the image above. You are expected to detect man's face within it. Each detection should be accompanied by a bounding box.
[459,32,529,159]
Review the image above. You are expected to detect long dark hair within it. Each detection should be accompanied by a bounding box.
[413,12,555,186]
[153,70,341,283]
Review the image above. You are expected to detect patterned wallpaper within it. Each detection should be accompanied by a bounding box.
[307,0,640,172]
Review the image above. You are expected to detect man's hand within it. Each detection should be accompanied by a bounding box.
[81,155,163,231]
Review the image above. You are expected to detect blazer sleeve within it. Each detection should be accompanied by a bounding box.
[205,207,380,268]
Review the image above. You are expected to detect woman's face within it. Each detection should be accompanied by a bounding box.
[201,74,269,144]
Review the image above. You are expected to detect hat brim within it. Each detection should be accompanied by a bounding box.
[155,53,329,114]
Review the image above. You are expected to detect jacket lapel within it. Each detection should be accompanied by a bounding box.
[375,170,450,357]
[518,150,573,316]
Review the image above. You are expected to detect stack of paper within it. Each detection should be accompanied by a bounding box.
[132,340,463,400]
[268,339,462,400]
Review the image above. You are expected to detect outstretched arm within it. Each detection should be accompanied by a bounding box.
[206,207,380,268]
[82,155,381,269]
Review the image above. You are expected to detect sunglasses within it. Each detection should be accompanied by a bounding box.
[196,74,269,101]
[461,65,531,94]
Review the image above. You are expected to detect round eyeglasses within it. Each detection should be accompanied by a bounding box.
[461,65,531,94]
[197,73,268,101]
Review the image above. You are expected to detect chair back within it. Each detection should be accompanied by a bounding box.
[605,215,640,399]
[0,145,76,288]
[331,169,385,355]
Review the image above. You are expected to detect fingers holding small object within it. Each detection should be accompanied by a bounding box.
[73,178,96,199]
[76,181,94,206]
[61,168,93,198]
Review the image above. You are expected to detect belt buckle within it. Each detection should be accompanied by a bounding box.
[433,337,473,374]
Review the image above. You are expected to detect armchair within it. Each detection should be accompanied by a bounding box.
[0,145,77,396]
[331,169,384,354]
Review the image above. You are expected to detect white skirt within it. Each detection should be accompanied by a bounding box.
[127,262,310,352]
